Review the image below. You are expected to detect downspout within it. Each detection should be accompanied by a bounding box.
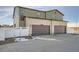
[51,19,52,35]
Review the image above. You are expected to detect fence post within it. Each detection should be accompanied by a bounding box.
[0,28,5,41]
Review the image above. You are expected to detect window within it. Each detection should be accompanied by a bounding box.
[20,16,26,21]
[48,13,52,16]
[55,11,56,14]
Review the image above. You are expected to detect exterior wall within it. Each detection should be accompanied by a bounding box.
[46,10,63,20]
[14,7,64,27]
[46,11,54,19]
[13,7,20,27]
[19,20,26,27]
[13,7,67,36]
[53,10,63,20]
[25,18,67,35]
[52,21,67,26]
[26,18,51,36]
[19,16,26,27]
[51,21,67,33]
[19,7,46,19]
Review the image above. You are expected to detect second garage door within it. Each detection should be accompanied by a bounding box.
[54,25,66,34]
[32,25,50,36]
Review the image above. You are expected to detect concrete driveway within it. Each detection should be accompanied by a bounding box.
[0,34,79,52]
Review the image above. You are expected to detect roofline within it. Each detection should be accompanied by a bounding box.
[13,6,46,18]
[13,6,64,18]
[46,9,64,16]
[17,6,45,12]
[13,6,16,18]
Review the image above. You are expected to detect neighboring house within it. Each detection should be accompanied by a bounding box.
[0,25,13,28]
[70,27,79,32]
[13,6,67,36]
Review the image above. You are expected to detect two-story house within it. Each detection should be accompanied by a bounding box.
[13,6,67,36]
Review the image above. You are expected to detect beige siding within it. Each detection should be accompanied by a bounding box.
[26,18,51,26]
[25,18,67,35]
[51,21,67,33]
[26,18,51,35]
[52,21,67,26]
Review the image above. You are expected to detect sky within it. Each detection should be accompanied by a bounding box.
[0,6,79,27]
[0,6,14,25]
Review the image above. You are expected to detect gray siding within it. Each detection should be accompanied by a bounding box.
[46,10,63,20]
[46,11,54,19]
[19,8,46,19]
[14,7,20,27]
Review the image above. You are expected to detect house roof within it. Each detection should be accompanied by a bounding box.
[13,6,45,18]
[46,9,64,16]
[13,6,64,18]
[18,6,45,12]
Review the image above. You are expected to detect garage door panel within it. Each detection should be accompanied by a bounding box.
[54,26,66,34]
[32,25,50,35]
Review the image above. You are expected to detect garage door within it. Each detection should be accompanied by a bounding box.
[54,25,66,34]
[32,25,50,36]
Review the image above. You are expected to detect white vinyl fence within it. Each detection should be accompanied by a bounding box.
[0,27,29,41]
[0,29,5,41]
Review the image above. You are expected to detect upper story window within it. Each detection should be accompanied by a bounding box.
[20,16,26,21]
[54,11,57,15]
[55,11,56,14]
